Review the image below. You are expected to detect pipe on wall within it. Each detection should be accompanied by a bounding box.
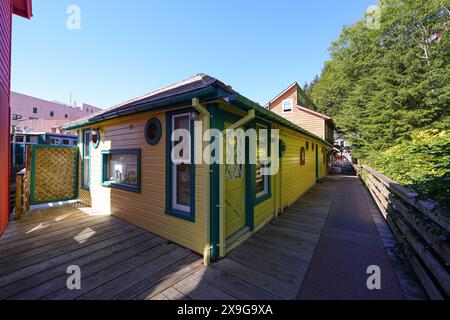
[192,98,211,266]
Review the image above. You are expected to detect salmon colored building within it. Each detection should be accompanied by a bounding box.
[0,0,32,235]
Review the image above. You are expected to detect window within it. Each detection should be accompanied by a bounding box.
[62,139,70,146]
[172,114,191,212]
[166,111,195,221]
[306,141,309,151]
[145,118,162,145]
[51,138,61,145]
[300,147,306,166]
[15,135,24,143]
[28,136,38,144]
[33,107,38,114]
[282,99,293,113]
[82,129,91,190]
[65,114,68,119]
[50,111,55,117]
[102,149,141,192]
[256,124,270,200]
[312,143,315,151]
[91,129,100,148]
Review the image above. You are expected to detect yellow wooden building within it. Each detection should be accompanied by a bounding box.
[63,74,332,264]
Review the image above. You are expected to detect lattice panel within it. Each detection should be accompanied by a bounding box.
[31,146,78,205]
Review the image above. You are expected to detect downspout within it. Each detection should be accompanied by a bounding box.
[192,98,211,266]
[219,109,255,258]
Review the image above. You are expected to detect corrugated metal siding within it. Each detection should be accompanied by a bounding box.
[0,0,11,94]
[0,0,11,235]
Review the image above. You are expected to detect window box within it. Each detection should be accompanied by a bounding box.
[101,149,141,193]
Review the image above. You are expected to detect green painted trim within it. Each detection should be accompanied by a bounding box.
[101,149,141,193]
[254,120,272,206]
[63,86,221,131]
[30,145,79,205]
[209,104,222,260]
[145,117,162,145]
[227,93,333,148]
[81,128,91,191]
[316,144,319,179]
[165,108,196,223]
[92,128,101,149]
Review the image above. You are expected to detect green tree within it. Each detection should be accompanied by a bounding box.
[309,0,450,159]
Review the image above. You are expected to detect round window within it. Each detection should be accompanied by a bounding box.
[145,118,162,145]
[92,129,100,148]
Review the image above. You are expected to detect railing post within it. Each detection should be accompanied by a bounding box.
[15,173,24,220]
[25,145,32,211]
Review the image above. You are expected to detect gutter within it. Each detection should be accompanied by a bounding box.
[226,93,333,148]
[63,86,220,131]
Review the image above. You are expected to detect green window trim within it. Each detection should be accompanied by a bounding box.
[165,109,196,223]
[145,117,163,145]
[92,128,101,149]
[81,128,91,190]
[101,149,141,193]
[254,121,272,206]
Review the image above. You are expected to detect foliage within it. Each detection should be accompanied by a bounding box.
[366,129,450,212]
[306,0,450,208]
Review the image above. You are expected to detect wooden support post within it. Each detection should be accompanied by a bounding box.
[24,145,32,211]
[15,173,23,220]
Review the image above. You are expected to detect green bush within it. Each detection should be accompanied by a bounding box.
[365,129,450,214]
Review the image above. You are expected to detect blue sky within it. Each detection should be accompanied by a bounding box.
[11,0,376,109]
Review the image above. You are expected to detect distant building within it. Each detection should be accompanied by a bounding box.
[11,132,78,166]
[266,82,335,145]
[10,92,100,133]
[334,131,352,163]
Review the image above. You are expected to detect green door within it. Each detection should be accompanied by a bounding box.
[224,123,246,239]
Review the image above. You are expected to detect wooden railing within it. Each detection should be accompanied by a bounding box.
[354,164,450,300]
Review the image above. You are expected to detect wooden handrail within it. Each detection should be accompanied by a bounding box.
[355,164,450,299]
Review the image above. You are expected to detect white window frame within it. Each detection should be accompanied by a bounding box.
[282,99,293,114]
[171,113,192,213]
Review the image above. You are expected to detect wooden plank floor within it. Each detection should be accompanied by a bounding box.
[0,180,337,300]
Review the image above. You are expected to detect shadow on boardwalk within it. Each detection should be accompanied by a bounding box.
[0,175,424,300]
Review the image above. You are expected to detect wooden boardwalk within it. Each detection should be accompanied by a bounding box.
[0,176,412,300]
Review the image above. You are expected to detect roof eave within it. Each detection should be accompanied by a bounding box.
[62,86,223,131]
[228,94,333,148]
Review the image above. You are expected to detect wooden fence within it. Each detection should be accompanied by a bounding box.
[355,164,450,300]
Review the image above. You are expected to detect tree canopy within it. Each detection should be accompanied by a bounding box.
[306,0,449,208]
[307,0,449,158]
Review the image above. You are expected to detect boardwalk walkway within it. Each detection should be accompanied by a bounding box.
[0,175,419,300]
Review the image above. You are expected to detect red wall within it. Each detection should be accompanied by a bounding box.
[0,0,12,235]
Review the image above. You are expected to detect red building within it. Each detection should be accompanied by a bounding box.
[0,0,32,235]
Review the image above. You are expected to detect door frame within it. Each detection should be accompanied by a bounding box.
[209,105,255,259]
